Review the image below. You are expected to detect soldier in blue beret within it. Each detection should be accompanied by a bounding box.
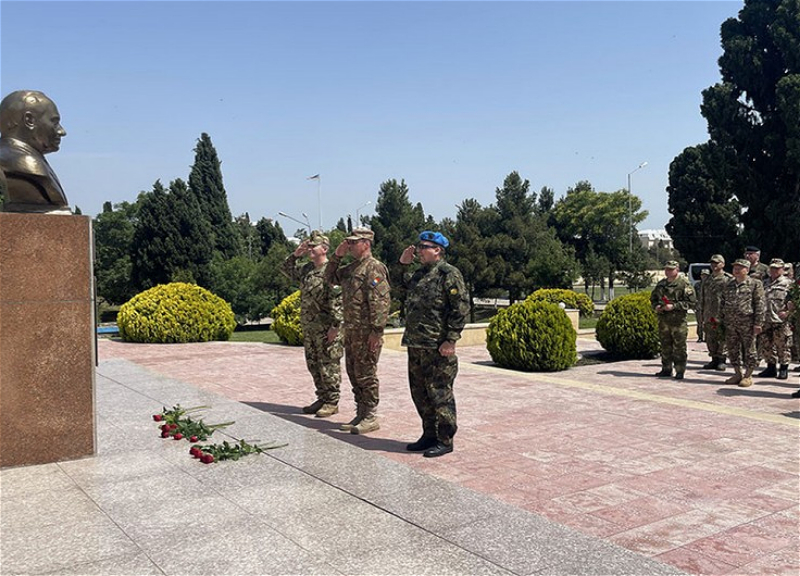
[399,231,469,457]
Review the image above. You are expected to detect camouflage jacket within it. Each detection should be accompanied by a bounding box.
[324,253,391,335]
[763,275,792,324]
[749,262,769,281]
[280,255,342,332]
[698,272,732,322]
[650,275,696,323]
[401,260,469,349]
[720,277,766,327]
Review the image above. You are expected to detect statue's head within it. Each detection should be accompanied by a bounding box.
[0,90,66,155]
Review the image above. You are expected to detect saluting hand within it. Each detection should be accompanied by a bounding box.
[400,245,416,265]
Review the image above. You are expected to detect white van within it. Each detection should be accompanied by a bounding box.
[687,263,712,289]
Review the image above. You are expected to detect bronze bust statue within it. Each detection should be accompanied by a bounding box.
[0,90,69,213]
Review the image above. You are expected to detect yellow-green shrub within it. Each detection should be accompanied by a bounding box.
[118,283,236,343]
[596,292,659,359]
[486,301,576,372]
[271,291,303,345]
[526,288,594,317]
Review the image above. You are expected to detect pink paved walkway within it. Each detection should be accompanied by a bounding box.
[100,337,800,576]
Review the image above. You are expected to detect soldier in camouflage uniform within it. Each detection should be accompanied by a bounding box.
[720,259,766,387]
[745,246,769,281]
[281,231,343,418]
[651,261,696,380]
[324,228,391,435]
[399,231,469,458]
[757,259,793,380]
[698,254,732,371]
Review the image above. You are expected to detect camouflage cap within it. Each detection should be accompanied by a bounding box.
[709,254,725,264]
[664,260,679,269]
[307,230,329,247]
[345,227,374,241]
[733,258,751,269]
[769,258,785,268]
[701,269,710,275]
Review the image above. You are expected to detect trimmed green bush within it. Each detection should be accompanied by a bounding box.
[596,292,659,359]
[526,288,594,317]
[486,301,576,372]
[118,282,236,343]
[270,290,303,345]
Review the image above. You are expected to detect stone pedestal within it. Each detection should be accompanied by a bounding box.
[0,213,96,467]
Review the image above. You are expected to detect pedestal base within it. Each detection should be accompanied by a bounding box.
[0,213,96,467]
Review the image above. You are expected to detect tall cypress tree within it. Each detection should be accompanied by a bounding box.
[130,179,214,290]
[188,133,242,258]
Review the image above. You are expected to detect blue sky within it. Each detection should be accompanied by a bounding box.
[1,1,742,231]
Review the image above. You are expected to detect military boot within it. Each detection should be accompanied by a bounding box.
[791,388,800,398]
[674,364,686,380]
[340,406,363,431]
[302,399,324,414]
[702,359,718,369]
[655,363,673,378]
[315,403,339,418]
[350,415,379,435]
[725,367,742,385]
[739,367,753,388]
[777,364,789,380]
[714,357,727,372]
[757,364,777,378]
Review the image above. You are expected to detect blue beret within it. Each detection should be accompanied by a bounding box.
[418,230,449,248]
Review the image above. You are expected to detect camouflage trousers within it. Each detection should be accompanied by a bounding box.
[407,347,458,445]
[793,317,800,362]
[303,326,343,404]
[658,318,688,372]
[724,317,758,370]
[703,320,726,359]
[758,322,792,365]
[343,329,382,415]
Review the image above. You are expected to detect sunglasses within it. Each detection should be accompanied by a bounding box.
[416,243,438,250]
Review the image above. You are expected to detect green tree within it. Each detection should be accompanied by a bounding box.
[93,200,138,304]
[674,0,800,258]
[552,182,648,300]
[254,217,288,256]
[130,179,214,290]
[451,173,578,306]
[188,133,242,258]
[363,178,426,305]
[666,143,741,262]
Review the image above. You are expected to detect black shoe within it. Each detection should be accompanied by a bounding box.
[758,364,777,378]
[655,369,672,378]
[701,360,717,370]
[674,372,685,380]
[715,360,727,372]
[791,389,800,398]
[423,442,453,458]
[777,365,789,380]
[406,436,437,452]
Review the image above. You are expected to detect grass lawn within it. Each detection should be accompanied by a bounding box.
[229,329,282,344]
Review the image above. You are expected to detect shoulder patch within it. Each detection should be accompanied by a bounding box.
[370,276,383,287]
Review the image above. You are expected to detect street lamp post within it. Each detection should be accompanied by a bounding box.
[277,211,312,235]
[627,161,648,253]
[307,174,322,229]
[355,200,372,225]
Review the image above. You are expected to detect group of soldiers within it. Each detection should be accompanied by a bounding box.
[281,227,469,458]
[651,246,799,397]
